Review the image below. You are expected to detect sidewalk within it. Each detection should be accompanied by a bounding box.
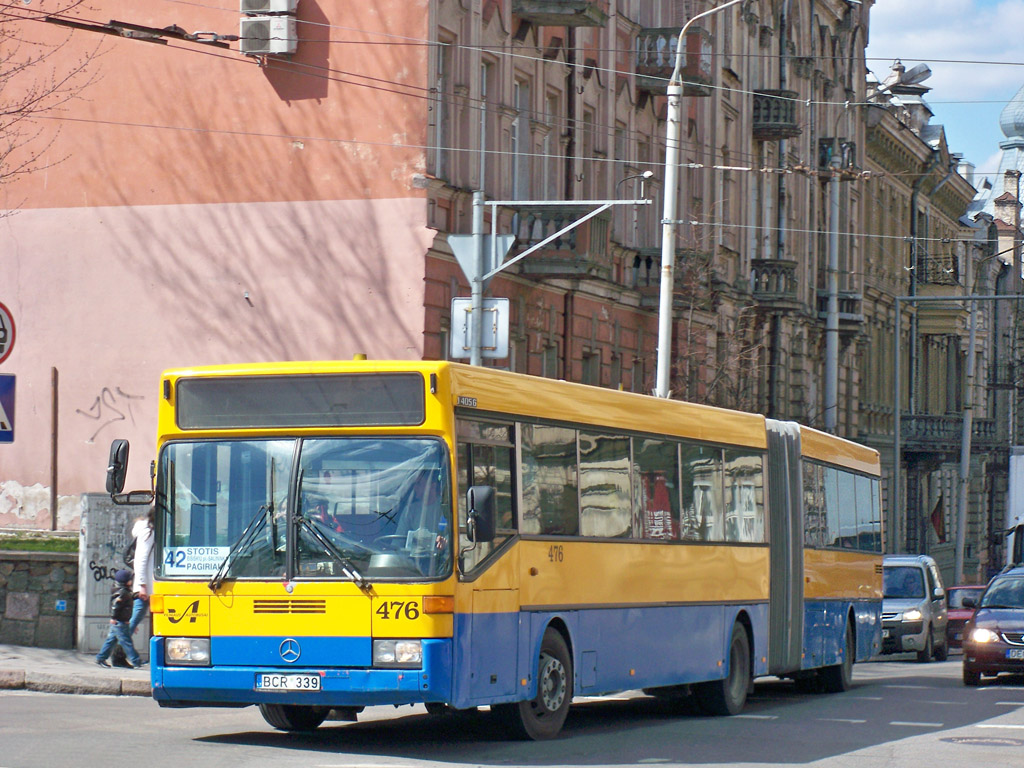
[0,644,152,697]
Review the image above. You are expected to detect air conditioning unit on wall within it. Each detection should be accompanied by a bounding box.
[239,16,297,55]
[240,0,297,14]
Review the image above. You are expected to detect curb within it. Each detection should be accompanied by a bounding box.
[0,668,151,697]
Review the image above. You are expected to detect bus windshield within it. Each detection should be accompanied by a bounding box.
[156,437,452,582]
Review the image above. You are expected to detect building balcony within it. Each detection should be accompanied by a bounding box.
[635,247,716,312]
[508,204,612,280]
[635,26,713,97]
[750,258,799,310]
[915,252,961,286]
[752,90,800,140]
[512,0,609,27]
[901,414,999,453]
[816,290,864,334]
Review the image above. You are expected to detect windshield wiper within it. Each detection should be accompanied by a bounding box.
[208,504,270,592]
[297,515,372,592]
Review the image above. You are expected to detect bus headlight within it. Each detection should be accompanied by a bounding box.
[165,637,211,666]
[373,639,422,668]
[970,628,999,644]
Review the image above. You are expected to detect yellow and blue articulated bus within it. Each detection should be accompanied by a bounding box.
[106,360,882,740]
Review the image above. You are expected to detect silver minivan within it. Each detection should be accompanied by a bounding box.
[881,555,949,662]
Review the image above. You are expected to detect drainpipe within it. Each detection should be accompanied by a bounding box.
[565,28,576,200]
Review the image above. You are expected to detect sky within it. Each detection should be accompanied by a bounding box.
[866,0,1024,186]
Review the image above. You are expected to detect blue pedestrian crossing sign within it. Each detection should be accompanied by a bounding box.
[0,374,14,444]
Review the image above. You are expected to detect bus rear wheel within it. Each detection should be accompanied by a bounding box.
[258,703,330,732]
[822,621,855,693]
[495,628,573,740]
[695,622,751,716]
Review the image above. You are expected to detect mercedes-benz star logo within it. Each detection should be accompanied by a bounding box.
[279,638,301,663]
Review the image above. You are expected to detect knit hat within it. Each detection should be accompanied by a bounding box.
[114,569,132,584]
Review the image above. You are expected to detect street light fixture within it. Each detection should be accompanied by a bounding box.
[656,0,745,399]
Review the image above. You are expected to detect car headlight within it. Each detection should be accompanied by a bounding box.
[165,637,211,666]
[970,628,999,644]
[902,609,923,622]
[373,639,422,668]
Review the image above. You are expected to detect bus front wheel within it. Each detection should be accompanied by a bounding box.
[495,628,573,740]
[695,623,751,716]
[258,703,329,732]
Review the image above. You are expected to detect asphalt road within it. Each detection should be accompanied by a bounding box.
[3,655,1024,768]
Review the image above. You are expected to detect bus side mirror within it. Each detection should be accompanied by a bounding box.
[466,486,496,544]
[963,596,976,609]
[106,439,129,495]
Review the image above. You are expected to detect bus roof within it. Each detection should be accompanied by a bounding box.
[799,424,880,476]
[162,359,768,449]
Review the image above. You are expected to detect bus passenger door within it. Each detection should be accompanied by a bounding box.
[454,420,520,705]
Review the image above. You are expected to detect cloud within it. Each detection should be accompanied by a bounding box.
[867,0,1024,99]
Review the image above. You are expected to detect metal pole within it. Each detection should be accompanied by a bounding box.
[956,300,977,584]
[50,367,58,532]
[656,0,744,399]
[825,155,841,432]
[893,297,901,553]
[470,190,484,367]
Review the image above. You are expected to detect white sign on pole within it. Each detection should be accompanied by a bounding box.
[450,298,509,359]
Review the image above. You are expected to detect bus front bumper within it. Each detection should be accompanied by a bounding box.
[149,637,452,708]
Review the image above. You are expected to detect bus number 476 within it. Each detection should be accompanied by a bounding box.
[375,601,420,620]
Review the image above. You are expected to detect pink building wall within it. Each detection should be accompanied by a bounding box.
[0,1,434,527]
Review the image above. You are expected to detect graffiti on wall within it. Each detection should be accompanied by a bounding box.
[76,387,145,443]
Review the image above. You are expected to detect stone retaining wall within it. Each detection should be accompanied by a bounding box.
[0,552,78,649]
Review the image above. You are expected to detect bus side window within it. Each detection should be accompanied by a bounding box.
[520,424,578,536]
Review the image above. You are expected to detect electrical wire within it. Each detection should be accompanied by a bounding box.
[2,7,1016,180]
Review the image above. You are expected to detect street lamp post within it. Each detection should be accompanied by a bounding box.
[656,0,744,399]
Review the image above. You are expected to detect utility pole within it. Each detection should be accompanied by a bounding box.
[955,300,977,584]
[656,0,744,399]
[470,191,484,367]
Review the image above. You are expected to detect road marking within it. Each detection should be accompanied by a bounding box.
[818,718,867,724]
[849,695,884,700]
[891,721,944,728]
[576,695,636,702]
[996,702,1024,706]
[978,724,1024,730]
[882,684,934,689]
[735,714,778,720]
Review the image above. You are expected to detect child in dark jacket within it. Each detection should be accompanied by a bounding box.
[95,569,143,668]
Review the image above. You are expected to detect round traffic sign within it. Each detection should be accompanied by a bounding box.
[0,302,15,365]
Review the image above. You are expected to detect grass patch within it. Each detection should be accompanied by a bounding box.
[0,536,78,553]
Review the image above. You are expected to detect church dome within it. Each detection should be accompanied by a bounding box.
[1000,83,1024,140]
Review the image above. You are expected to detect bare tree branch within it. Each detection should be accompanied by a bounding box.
[0,1,103,205]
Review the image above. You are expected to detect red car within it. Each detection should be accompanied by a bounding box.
[947,585,986,649]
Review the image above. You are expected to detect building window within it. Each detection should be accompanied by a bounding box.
[542,343,559,379]
[582,350,600,386]
[480,61,494,194]
[512,79,532,200]
[631,358,644,393]
[543,94,560,201]
[432,40,452,182]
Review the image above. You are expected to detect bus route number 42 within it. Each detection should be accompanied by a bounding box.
[375,600,420,620]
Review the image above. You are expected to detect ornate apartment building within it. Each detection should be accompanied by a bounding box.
[4,0,1022,578]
